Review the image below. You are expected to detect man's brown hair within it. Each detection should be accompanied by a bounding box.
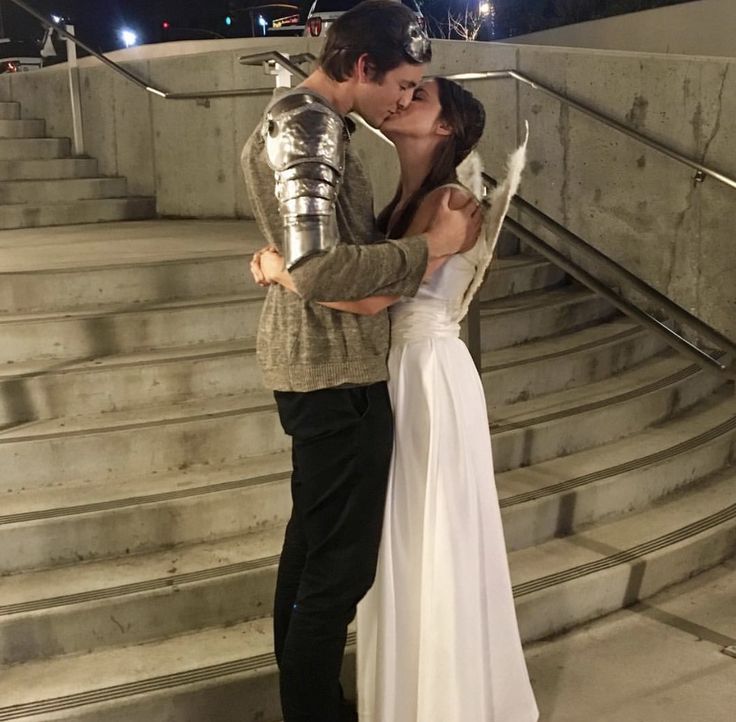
[318,0,429,82]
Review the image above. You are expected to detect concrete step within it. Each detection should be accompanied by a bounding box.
[0,617,285,722]
[0,390,288,493]
[511,466,736,641]
[0,350,719,494]
[498,387,736,550]
[0,102,21,120]
[0,118,45,138]
[0,452,292,573]
[0,526,285,665]
[480,254,566,301]
[0,252,545,317]
[4,462,735,667]
[0,157,99,181]
[0,249,254,314]
[0,341,260,425]
[0,177,128,205]
[0,286,607,369]
[1,385,732,576]
[489,351,724,471]
[0,197,156,230]
[0,470,734,719]
[0,137,70,161]
[480,286,616,351]
[482,318,667,406]
[0,320,659,427]
[0,292,264,365]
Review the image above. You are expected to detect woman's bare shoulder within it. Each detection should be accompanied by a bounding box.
[405,185,476,235]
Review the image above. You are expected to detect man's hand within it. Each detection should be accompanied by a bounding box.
[250,246,278,287]
[424,189,483,259]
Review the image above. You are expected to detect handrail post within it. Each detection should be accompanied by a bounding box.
[65,23,85,156]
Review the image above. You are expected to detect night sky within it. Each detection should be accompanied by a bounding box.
[3,1,259,52]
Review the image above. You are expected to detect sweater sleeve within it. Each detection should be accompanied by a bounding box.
[242,118,429,303]
[290,235,428,302]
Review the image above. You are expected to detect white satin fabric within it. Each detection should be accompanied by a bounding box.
[356,253,539,722]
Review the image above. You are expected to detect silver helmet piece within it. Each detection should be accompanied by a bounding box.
[403,21,431,64]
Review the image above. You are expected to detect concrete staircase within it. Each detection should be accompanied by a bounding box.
[0,220,734,721]
[0,101,155,230]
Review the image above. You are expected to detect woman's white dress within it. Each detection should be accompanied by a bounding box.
[356,143,538,722]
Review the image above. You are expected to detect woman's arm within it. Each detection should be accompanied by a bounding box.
[257,248,399,316]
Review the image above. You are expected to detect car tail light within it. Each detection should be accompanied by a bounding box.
[307,17,323,37]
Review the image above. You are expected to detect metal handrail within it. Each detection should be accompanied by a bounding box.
[11,0,736,193]
[445,69,736,192]
[481,173,735,380]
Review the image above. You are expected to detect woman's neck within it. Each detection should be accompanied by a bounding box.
[393,137,441,207]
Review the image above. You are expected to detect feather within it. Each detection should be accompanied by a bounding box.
[454,122,530,323]
[456,150,484,199]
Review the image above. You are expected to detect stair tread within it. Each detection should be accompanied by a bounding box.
[0,387,274,442]
[497,388,736,500]
[0,616,275,710]
[0,290,263,325]
[0,525,283,610]
[0,339,255,380]
[509,466,736,588]
[482,318,642,369]
[490,350,699,424]
[481,284,598,313]
[0,348,696,444]
[3,464,733,614]
[2,385,732,523]
[0,451,291,520]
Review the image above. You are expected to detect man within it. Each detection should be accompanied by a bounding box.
[241,2,480,720]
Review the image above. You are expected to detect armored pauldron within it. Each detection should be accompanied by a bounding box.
[263,93,347,269]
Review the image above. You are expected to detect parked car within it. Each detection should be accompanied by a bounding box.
[304,0,425,38]
[0,39,42,73]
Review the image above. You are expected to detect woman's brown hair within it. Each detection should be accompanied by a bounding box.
[377,78,486,239]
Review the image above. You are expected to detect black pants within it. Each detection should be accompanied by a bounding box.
[273,383,394,722]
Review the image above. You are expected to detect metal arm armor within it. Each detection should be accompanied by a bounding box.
[263,93,347,269]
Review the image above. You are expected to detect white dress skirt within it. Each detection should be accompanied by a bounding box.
[356,250,539,722]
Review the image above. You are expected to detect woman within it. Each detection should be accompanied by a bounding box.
[256,78,538,722]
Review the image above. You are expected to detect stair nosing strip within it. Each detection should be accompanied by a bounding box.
[500,413,736,507]
[0,470,287,526]
[492,361,701,433]
[0,632,358,720]
[512,501,736,597]
[0,553,282,617]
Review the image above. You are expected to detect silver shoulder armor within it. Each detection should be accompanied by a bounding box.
[263,93,347,269]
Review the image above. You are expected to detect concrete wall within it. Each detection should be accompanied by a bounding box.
[0,38,734,343]
[505,0,735,58]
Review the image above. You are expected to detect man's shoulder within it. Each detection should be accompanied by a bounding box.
[267,89,342,125]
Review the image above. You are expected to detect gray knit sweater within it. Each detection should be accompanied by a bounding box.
[241,89,429,392]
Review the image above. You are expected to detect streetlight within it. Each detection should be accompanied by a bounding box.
[479,2,491,17]
[257,15,268,36]
[120,29,138,48]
